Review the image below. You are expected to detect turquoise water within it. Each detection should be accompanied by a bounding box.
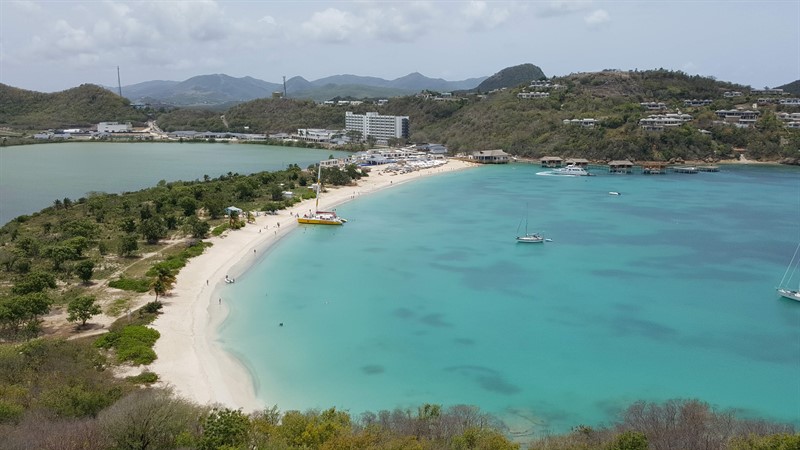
[221,164,800,435]
[0,142,349,225]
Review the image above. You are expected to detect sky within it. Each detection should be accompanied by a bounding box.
[1,0,798,93]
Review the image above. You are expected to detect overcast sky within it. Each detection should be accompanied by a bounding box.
[1,1,798,93]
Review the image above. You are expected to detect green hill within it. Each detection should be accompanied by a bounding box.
[475,63,546,92]
[0,83,147,129]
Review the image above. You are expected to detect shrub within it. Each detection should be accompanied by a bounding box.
[141,301,162,314]
[95,325,160,365]
[108,277,150,293]
[126,371,159,385]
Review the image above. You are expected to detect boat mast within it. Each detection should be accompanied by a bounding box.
[315,163,322,212]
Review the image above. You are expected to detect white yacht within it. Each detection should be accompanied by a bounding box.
[537,164,591,177]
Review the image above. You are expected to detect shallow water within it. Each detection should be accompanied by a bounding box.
[221,163,800,435]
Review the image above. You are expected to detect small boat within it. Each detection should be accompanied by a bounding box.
[777,243,800,302]
[298,163,347,226]
[537,164,591,177]
[608,191,621,196]
[516,205,545,244]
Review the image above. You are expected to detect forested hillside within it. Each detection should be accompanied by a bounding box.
[0,84,148,129]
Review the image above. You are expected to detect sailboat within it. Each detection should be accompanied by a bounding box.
[516,205,544,243]
[777,242,800,302]
[297,164,347,226]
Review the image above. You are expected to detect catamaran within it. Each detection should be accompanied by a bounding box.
[297,164,347,226]
[777,242,800,302]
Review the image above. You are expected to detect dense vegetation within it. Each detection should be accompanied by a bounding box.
[475,63,547,92]
[0,84,148,130]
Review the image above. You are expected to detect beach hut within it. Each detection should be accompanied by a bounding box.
[608,160,634,174]
[540,156,563,168]
[565,158,589,167]
[225,206,243,216]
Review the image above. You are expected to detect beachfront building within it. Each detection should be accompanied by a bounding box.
[345,112,409,144]
[294,128,343,143]
[608,160,635,173]
[639,113,693,131]
[470,150,510,164]
[97,122,132,133]
[540,156,563,167]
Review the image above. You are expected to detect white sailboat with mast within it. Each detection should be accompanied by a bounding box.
[516,204,545,243]
[297,163,347,226]
[777,242,800,302]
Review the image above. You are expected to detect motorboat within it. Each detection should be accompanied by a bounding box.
[537,164,591,177]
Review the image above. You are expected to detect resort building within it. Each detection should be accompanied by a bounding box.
[294,128,342,143]
[565,158,589,167]
[345,112,409,143]
[723,91,743,98]
[640,102,667,110]
[470,150,510,164]
[777,112,800,130]
[639,113,693,131]
[517,91,550,99]
[779,98,800,106]
[563,118,597,128]
[608,160,635,173]
[97,122,132,133]
[714,110,760,127]
[683,99,713,107]
[751,88,784,95]
[540,156,563,167]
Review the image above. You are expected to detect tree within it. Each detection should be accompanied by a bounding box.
[67,296,101,327]
[139,216,168,244]
[118,234,139,257]
[178,196,197,217]
[75,260,95,284]
[186,216,210,238]
[12,271,56,295]
[149,266,176,302]
[198,407,250,450]
[44,244,78,270]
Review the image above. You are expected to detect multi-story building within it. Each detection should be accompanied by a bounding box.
[639,113,692,131]
[345,112,409,143]
[517,91,550,99]
[563,118,597,128]
[714,110,760,127]
[683,99,713,107]
[640,102,667,110]
[779,98,800,106]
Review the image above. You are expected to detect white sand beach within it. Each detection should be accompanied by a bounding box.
[147,158,477,410]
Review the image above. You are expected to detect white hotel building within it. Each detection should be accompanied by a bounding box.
[345,112,409,143]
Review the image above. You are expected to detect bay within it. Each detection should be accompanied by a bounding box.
[0,142,349,225]
[222,163,800,435]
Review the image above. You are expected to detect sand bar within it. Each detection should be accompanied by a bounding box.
[147,158,477,410]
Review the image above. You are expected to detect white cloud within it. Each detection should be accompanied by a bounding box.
[584,9,610,26]
[460,1,511,31]
[300,8,361,43]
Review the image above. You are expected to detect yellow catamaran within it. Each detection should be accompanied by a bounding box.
[297,163,347,226]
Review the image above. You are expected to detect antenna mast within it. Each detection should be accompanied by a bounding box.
[283,75,287,98]
[117,66,122,97]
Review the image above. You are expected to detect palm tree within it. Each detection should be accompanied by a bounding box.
[149,266,176,303]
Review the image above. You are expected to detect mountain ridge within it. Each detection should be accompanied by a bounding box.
[112,72,490,106]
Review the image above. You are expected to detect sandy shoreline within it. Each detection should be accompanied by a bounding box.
[147,158,477,410]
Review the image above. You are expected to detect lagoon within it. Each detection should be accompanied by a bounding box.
[221,163,800,435]
[0,142,350,225]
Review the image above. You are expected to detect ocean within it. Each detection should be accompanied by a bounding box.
[222,163,800,435]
